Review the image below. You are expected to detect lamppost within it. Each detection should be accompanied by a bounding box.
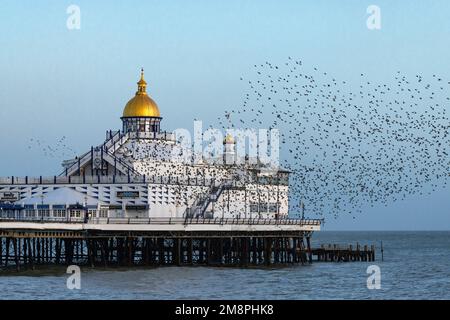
[301,200,305,220]
[40,194,44,222]
[83,195,89,223]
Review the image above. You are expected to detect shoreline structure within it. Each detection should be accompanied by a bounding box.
[0,70,375,270]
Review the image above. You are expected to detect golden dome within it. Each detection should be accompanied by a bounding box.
[122,69,161,118]
[223,133,235,144]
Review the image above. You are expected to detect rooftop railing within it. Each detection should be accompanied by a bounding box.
[0,175,233,187]
[0,175,285,187]
[126,131,176,141]
[0,216,323,226]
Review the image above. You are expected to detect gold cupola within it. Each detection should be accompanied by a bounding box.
[122,69,161,118]
[223,133,235,144]
[121,69,162,134]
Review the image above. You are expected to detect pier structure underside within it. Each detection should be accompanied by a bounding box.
[0,220,319,270]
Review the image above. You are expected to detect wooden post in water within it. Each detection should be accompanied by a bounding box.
[242,237,249,267]
[27,238,34,269]
[292,238,297,263]
[22,238,27,267]
[306,236,312,264]
[251,237,257,265]
[187,238,193,265]
[175,238,181,266]
[0,237,3,267]
[13,238,19,271]
[219,238,224,265]
[264,237,272,266]
[4,238,10,268]
[55,239,60,265]
[158,238,164,265]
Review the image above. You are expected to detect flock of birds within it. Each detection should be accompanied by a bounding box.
[28,136,77,159]
[217,58,450,219]
[28,59,450,220]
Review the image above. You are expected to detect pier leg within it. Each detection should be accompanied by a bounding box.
[88,239,94,267]
[5,238,10,268]
[206,239,212,265]
[36,238,41,264]
[174,238,181,266]
[264,237,272,266]
[45,238,49,263]
[299,237,306,264]
[55,239,60,265]
[66,239,74,265]
[13,238,19,271]
[258,238,263,264]
[143,238,149,265]
[0,237,3,266]
[219,238,224,265]
[187,238,193,265]
[292,238,297,263]
[158,238,165,265]
[22,238,27,267]
[127,237,134,266]
[100,239,107,267]
[242,237,249,267]
[116,238,123,265]
[109,238,114,264]
[251,237,256,264]
[49,238,53,263]
[306,236,312,264]
[27,238,34,269]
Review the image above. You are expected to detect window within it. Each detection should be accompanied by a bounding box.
[70,210,82,218]
[25,209,35,217]
[87,209,97,217]
[99,208,108,218]
[278,173,289,185]
[38,209,50,217]
[53,209,66,218]
[259,203,268,212]
[250,202,278,213]
[268,203,279,213]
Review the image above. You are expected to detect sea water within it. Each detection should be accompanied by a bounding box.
[0,231,449,300]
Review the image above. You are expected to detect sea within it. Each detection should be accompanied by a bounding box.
[0,231,449,300]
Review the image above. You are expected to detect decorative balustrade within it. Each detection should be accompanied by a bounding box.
[0,216,323,226]
[0,175,246,187]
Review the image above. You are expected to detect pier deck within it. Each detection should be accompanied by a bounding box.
[0,217,321,234]
[312,244,376,262]
[0,218,321,270]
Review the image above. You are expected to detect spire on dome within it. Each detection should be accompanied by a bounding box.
[136,68,147,95]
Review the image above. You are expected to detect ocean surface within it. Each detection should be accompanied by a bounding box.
[1,231,449,300]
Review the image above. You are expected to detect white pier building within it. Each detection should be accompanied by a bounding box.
[0,71,294,223]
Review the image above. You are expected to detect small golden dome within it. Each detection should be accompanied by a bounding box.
[122,69,161,118]
[223,133,235,144]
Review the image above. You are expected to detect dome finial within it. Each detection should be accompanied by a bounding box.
[136,68,147,95]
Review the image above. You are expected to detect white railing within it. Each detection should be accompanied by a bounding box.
[0,175,237,187]
[0,216,323,226]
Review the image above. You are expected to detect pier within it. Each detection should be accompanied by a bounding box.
[312,244,376,262]
[0,218,376,271]
[0,218,323,271]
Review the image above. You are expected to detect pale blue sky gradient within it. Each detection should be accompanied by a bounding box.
[1,1,450,229]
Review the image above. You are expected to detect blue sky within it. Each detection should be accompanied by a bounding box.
[0,0,449,230]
